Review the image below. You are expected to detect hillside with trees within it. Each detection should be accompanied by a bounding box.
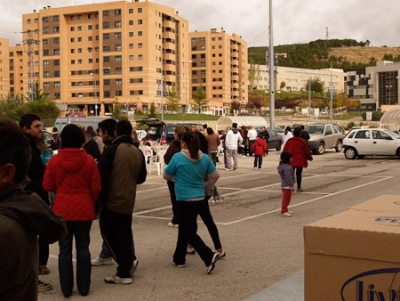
[249,39,400,71]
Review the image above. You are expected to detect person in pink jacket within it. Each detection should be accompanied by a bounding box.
[43,124,101,298]
[252,133,268,169]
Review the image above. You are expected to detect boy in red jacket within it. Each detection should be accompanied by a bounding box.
[252,133,267,169]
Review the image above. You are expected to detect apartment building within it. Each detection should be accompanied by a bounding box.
[20,0,190,115]
[0,39,10,99]
[189,28,248,115]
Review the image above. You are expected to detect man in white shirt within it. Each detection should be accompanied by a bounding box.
[247,126,258,156]
[224,123,243,171]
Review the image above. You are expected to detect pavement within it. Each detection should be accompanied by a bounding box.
[37,150,400,301]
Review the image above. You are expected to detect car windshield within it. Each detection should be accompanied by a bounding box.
[305,125,324,134]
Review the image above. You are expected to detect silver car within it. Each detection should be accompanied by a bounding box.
[305,123,345,155]
[343,128,400,159]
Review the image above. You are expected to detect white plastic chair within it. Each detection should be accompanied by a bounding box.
[148,149,167,176]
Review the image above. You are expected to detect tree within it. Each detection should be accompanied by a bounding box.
[26,81,49,102]
[280,81,286,90]
[111,98,128,121]
[248,64,261,91]
[148,102,157,118]
[192,85,208,114]
[0,93,24,119]
[166,83,180,112]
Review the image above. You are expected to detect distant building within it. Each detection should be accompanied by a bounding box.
[189,28,248,115]
[20,0,190,115]
[0,39,10,99]
[347,60,399,111]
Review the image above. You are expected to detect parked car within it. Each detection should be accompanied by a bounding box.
[304,123,345,155]
[266,129,283,151]
[135,118,199,145]
[343,128,400,159]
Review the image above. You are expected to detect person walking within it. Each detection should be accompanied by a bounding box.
[225,123,243,171]
[0,117,67,301]
[282,126,293,149]
[283,127,313,192]
[247,126,258,156]
[19,113,54,291]
[43,124,101,297]
[278,151,295,217]
[205,127,220,166]
[252,133,267,169]
[164,132,220,274]
[300,125,310,141]
[98,120,147,284]
[163,126,188,227]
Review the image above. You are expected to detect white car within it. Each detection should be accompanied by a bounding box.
[343,128,400,159]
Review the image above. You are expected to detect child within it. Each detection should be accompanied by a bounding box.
[277,151,295,217]
[252,133,267,169]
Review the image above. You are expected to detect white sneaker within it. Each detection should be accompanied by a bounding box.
[253,167,258,170]
[167,222,179,228]
[282,212,292,217]
[91,256,113,266]
[104,275,132,284]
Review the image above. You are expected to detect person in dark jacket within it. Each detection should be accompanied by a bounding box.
[0,117,67,301]
[252,133,267,169]
[163,126,188,227]
[98,120,147,284]
[43,124,101,297]
[19,113,53,291]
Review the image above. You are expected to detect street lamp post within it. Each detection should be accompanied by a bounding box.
[90,72,98,116]
[308,78,311,120]
[182,60,193,114]
[159,46,164,121]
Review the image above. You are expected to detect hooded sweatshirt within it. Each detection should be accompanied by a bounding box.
[43,148,101,221]
[164,149,219,201]
[225,128,243,150]
[0,183,67,301]
[277,162,295,188]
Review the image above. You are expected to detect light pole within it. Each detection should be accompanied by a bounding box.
[308,78,311,120]
[386,85,392,104]
[158,46,164,121]
[90,72,98,116]
[182,60,193,114]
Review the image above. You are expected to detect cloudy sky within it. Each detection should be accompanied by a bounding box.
[1,0,399,47]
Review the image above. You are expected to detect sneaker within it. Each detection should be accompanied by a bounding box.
[233,167,237,171]
[225,168,231,171]
[297,188,304,192]
[253,167,258,170]
[186,247,195,255]
[129,259,139,277]
[91,256,113,266]
[171,258,186,268]
[39,265,50,275]
[104,275,132,284]
[206,252,219,274]
[167,222,179,228]
[217,249,226,258]
[288,210,293,214]
[282,212,292,217]
[38,280,53,292]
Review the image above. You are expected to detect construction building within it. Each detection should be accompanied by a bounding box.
[0,38,10,99]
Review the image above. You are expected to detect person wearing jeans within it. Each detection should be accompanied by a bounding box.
[224,123,243,171]
[43,124,101,297]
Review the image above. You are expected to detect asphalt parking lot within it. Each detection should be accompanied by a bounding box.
[38,149,400,301]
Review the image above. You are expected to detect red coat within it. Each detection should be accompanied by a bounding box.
[43,149,101,221]
[283,137,313,168]
[252,137,267,155]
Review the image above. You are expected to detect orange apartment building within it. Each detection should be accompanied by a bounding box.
[189,28,248,115]
[19,0,190,116]
[0,39,10,99]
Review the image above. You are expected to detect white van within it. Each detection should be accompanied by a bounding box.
[54,117,110,131]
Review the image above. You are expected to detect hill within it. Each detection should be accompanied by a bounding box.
[248,39,400,71]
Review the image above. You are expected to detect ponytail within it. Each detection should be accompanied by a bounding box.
[181,132,200,159]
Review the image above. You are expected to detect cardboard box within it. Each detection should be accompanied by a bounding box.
[304,195,400,301]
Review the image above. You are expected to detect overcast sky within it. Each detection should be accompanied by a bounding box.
[1,0,399,48]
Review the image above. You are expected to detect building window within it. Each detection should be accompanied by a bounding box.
[115,9,121,15]
[115,32,122,39]
[78,48,82,53]
[43,17,49,23]
[43,39,49,44]
[104,79,110,85]
[77,37,82,42]
[71,26,75,31]
[138,43,143,48]
[116,79,122,86]
[129,8,133,14]
[70,38,75,42]
[53,38,59,44]
[138,55,143,60]
[71,60,75,64]
[115,91,122,96]
[129,43,134,49]
[103,10,109,17]
[88,36,92,41]
[77,15,82,20]
[115,56,122,63]
[103,33,109,40]
[138,31,143,36]
[115,45,122,51]
[138,8,142,13]
[44,71,50,78]
[54,49,60,55]
[115,21,122,28]
[129,32,134,37]
[129,20,133,25]
[129,55,134,60]
[88,25,92,30]
[103,22,109,29]
[43,28,49,34]
[53,16,59,22]
[103,56,110,63]
[138,19,143,24]
[44,82,50,89]
[103,45,110,52]
[54,60,60,66]
[116,67,122,74]
[78,59,82,64]
[191,38,197,43]
[27,19,31,24]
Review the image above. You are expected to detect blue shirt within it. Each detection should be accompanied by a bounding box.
[164,152,216,201]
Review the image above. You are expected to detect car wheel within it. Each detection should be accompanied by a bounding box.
[344,147,357,159]
[276,142,281,151]
[335,141,342,152]
[317,142,325,155]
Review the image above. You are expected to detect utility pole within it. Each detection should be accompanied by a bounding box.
[22,29,40,102]
[268,0,275,129]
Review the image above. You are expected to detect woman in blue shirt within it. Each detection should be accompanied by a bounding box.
[164,131,220,274]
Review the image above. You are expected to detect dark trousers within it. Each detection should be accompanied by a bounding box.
[294,167,303,188]
[99,206,135,278]
[58,221,92,296]
[38,237,49,266]
[167,180,179,224]
[173,201,214,267]
[253,155,263,168]
[249,140,255,156]
[200,197,222,250]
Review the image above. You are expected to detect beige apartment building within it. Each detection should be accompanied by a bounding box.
[189,29,248,115]
[19,0,190,116]
[0,39,10,99]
